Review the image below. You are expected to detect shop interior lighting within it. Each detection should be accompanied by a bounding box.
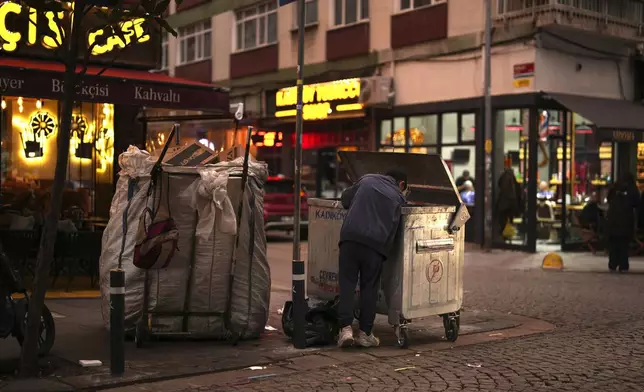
[69,103,114,173]
[36,99,42,109]
[18,110,57,160]
[1,100,5,110]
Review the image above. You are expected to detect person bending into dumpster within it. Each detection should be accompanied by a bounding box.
[336,170,409,348]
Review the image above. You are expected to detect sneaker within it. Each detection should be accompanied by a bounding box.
[337,326,354,348]
[355,330,380,348]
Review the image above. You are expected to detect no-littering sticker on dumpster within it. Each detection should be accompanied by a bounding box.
[426,260,443,283]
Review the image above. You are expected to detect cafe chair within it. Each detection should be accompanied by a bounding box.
[570,213,600,254]
[537,201,561,242]
[76,231,102,288]
[52,232,82,292]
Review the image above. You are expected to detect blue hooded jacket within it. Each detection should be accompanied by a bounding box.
[339,174,406,257]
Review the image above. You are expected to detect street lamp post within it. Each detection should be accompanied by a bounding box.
[291,0,307,349]
[483,0,493,249]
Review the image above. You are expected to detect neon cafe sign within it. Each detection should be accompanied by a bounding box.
[274,78,364,121]
[0,1,150,55]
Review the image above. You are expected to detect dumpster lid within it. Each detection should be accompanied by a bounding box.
[337,151,465,210]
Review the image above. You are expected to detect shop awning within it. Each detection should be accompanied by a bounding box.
[0,57,229,113]
[545,92,644,131]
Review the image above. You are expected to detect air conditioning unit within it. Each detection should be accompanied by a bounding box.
[359,76,395,107]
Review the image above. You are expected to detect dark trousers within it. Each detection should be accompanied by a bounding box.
[608,236,630,271]
[338,241,384,335]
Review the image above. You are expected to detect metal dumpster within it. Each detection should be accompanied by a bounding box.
[307,151,470,348]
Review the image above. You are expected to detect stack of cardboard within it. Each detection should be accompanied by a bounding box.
[161,142,248,166]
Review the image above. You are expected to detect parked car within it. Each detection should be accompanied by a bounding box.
[264,175,308,237]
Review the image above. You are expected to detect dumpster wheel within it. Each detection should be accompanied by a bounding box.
[442,312,460,342]
[394,325,409,349]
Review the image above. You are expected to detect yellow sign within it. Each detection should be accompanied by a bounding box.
[484,139,492,154]
[274,78,363,120]
[0,1,149,54]
[542,252,564,270]
[513,78,531,88]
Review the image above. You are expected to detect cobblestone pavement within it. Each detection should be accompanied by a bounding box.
[174,253,644,391]
[215,322,644,392]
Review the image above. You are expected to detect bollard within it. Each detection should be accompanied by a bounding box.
[110,268,125,375]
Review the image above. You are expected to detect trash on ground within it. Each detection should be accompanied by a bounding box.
[265,325,277,331]
[415,354,421,357]
[78,360,102,367]
[249,366,266,370]
[488,333,503,337]
[277,307,284,315]
[248,374,276,380]
[394,366,416,372]
[466,363,482,368]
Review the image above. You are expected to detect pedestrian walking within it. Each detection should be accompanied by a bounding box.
[337,170,408,348]
[606,172,639,272]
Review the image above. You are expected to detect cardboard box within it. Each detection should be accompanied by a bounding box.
[163,142,217,166]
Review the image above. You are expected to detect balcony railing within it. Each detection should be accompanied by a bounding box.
[495,0,644,38]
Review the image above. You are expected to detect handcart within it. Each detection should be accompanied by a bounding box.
[131,124,260,348]
[306,151,470,348]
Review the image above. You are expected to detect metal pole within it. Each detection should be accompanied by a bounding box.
[110,269,125,375]
[292,0,307,349]
[483,0,493,249]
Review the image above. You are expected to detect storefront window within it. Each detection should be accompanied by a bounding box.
[442,113,458,144]
[461,113,476,142]
[493,108,529,246]
[393,117,405,146]
[1,96,115,225]
[379,120,392,145]
[408,115,438,145]
[551,111,612,251]
[443,146,475,179]
[378,118,406,152]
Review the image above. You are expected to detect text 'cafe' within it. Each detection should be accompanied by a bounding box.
[0,0,229,222]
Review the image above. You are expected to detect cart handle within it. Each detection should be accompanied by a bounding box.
[416,238,454,253]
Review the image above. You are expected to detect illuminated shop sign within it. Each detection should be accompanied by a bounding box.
[0,1,154,65]
[251,131,283,147]
[598,129,644,142]
[274,78,364,121]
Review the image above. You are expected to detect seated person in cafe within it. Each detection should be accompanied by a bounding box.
[579,192,603,233]
[459,180,475,206]
[537,181,554,200]
[455,170,475,192]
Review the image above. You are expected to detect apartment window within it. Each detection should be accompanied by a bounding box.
[294,0,319,27]
[400,0,436,11]
[160,33,168,70]
[235,2,278,52]
[178,20,211,65]
[333,0,369,26]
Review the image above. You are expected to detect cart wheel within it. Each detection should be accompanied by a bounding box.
[394,326,409,349]
[135,324,147,348]
[445,318,459,342]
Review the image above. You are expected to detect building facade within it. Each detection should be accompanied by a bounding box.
[0,2,228,223]
[163,0,644,251]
